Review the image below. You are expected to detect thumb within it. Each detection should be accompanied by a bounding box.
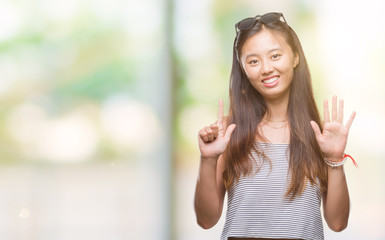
[310,121,322,138]
[224,124,236,141]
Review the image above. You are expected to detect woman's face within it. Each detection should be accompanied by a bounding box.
[240,29,299,101]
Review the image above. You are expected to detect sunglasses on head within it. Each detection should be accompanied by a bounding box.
[235,12,287,33]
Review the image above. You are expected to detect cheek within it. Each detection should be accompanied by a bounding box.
[244,66,260,79]
[276,61,295,77]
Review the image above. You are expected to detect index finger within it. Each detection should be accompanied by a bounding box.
[218,99,224,128]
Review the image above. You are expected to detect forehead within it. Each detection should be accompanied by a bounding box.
[241,29,292,56]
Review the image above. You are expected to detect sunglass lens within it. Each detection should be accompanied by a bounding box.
[261,13,280,24]
[237,18,256,30]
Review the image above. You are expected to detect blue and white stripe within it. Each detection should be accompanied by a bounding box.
[221,142,324,240]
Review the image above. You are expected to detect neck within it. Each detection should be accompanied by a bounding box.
[263,93,290,122]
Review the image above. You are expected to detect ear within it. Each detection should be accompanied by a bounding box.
[293,53,299,68]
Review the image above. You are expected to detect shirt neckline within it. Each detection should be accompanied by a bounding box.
[255,141,290,145]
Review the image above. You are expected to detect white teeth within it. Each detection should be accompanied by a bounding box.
[263,76,279,84]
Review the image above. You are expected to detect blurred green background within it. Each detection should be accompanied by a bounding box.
[0,0,384,239]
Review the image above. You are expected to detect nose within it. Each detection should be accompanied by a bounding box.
[261,60,273,75]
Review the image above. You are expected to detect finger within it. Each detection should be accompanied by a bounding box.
[324,99,330,123]
[338,99,344,123]
[345,111,356,131]
[217,99,224,129]
[332,96,337,122]
[210,123,219,138]
[310,121,322,138]
[224,124,236,141]
[204,126,214,141]
[198,129,209,142]
[223,115,228,127]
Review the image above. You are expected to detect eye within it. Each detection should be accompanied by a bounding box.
[248,59,259,64]
[272,54,281,60]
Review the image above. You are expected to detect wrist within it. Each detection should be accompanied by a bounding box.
[327,164,344,170]
[200,155,219,163]
[323,153,359,169]
[325,156,344,162]
[324,156,346,168]
[324,153,345,162]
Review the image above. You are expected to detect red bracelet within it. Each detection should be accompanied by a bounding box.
[343,154,359,168]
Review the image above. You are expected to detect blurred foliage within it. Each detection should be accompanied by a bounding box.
[0,3,146,164]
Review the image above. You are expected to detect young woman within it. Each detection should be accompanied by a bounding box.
[194,12,356,240]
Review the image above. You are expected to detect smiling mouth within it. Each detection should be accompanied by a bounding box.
[262,76,279,84]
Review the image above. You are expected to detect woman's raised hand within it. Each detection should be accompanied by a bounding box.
[310,96,356,161]
[198,99,236,159]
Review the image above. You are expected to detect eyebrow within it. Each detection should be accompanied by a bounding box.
[245,48,282,59]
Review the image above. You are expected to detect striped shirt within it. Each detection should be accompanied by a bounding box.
[221,142,324,240]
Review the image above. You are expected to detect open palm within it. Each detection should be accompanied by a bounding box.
[310,96,356,160]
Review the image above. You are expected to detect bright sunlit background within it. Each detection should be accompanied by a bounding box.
[0,0,384,239]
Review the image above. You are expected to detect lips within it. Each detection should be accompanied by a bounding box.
[262,76,279,87]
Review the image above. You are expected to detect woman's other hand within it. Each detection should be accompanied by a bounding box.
[310,96,356,161]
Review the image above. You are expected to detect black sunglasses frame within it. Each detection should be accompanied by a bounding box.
[235,12,287,33]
